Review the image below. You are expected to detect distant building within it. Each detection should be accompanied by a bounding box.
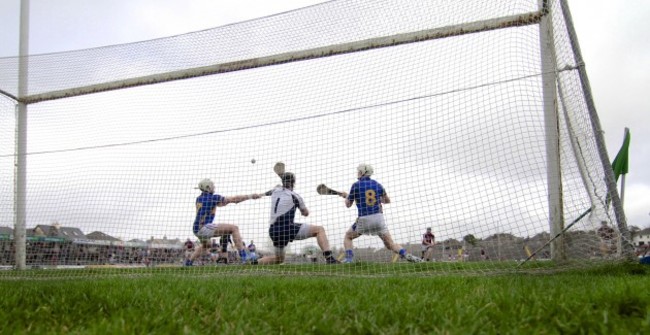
[0,226,13,238]
[32,224,86,241]
[86,231,121,242]
[147,235,182,249]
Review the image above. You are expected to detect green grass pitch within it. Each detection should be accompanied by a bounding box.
[1,262,648,334]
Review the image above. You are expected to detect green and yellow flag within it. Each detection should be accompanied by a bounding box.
[611,128,630,181]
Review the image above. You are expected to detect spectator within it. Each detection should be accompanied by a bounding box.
[247,240,257,262]
[480,249,488,260]
[183,238,195,265]
[637,244,650,264]
[421,227,435,261]
[597,221,617,257]
[217,235,233,264]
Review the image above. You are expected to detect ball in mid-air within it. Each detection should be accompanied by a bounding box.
[251,159,256,164]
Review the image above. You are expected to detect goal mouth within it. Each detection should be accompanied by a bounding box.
[0,0,631,278]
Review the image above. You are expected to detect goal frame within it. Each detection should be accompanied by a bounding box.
[9,0,631,270]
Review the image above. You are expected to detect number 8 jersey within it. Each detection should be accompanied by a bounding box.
[346,176,385,216]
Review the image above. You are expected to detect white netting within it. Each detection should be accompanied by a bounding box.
[0,0,541,100]
[0,0,629,277]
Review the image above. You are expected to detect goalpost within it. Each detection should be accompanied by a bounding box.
[0,0,633,278]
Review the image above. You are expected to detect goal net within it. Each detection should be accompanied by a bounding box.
[0,0,632,278]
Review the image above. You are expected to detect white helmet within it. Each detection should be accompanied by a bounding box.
[357,163,374,177]
[196,178,215,193]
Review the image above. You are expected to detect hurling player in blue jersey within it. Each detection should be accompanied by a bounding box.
[186,178,262,266]
[256,172,339,265]
[340,164,422,263]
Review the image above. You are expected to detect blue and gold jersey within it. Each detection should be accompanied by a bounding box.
[347,176,385,217]
[193,193,225,234]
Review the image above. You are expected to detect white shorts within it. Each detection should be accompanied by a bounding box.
[294,223,312,240]
[350,214,388,236]
[196,223,224,241]
[421,245,434,252]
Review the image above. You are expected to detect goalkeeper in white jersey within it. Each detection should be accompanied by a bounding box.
[257,172,339,265]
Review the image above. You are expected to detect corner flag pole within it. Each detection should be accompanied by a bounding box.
[616,128,630,206]
[611,127,630,258]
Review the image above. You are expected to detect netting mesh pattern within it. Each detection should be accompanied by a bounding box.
[0,0,540,99]
[0,0,624,277]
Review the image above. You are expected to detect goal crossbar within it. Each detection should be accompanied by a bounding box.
[19,10,543,105]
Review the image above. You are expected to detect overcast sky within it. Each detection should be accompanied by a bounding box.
[0,0,648,246]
